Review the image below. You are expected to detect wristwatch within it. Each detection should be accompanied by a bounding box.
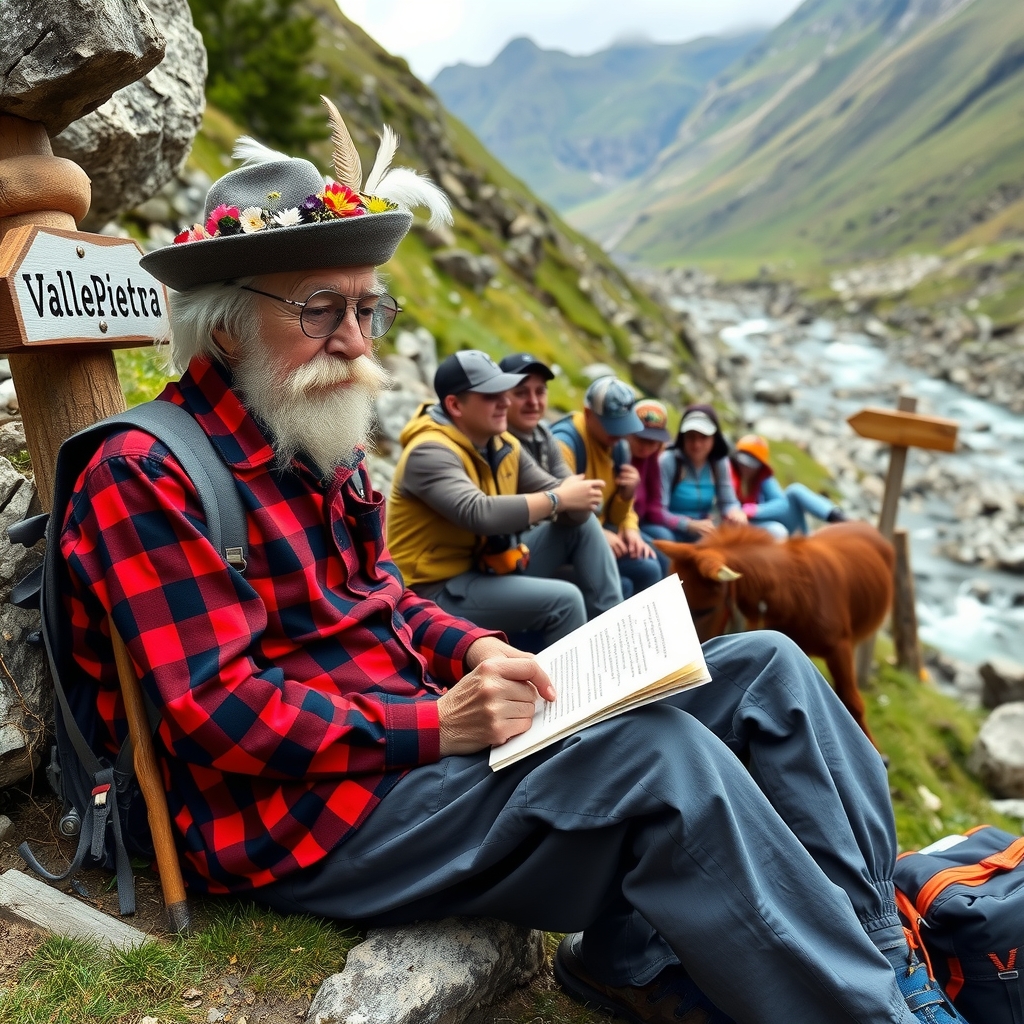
[545,490,559,516]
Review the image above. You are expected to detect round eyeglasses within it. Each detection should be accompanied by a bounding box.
[241,286,402,340]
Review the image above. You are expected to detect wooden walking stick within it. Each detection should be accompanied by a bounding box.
[111,625,191,934]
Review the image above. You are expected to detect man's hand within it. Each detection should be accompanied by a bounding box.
[689,518,716,538]
[554,474,605,514]
[615,463,640,500]
[621,527,655,560]
[604,528,628,558]
[465,635,530,669]
[438,652,555,756]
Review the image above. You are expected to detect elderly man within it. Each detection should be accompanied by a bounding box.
[60,118,965,1024]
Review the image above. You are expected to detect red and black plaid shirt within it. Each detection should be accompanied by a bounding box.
[60,357,493,892]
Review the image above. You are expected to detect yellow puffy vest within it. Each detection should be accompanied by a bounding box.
[387,406,522,587]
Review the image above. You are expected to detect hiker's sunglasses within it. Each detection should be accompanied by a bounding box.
[241,286,401,340]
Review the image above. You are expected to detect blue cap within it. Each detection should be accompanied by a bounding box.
[584,376,643,436]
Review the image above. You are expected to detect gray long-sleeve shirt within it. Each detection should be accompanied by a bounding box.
[400,437,560,536]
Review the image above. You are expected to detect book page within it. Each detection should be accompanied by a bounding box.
[489,575,709,769]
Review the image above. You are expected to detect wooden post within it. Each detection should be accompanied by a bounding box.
[855,394,917,686]
[0,115,188,931]
[891,528,923,678]
[0,114,126,508]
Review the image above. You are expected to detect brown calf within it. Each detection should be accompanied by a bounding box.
[655,522,894,746]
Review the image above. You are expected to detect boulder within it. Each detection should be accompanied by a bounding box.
[581,363,617,382]
[0,0,165,135]
[53,0,207,229]
[969,703,1024,798]
[0,462,48,788]
[980,657,1024,709]
[308,918,544,1024]
[628,352,674,397]
[433,249,497,292]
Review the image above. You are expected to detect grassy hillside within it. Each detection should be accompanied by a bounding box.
[569,0,1024,278]
[432,33,764,212]
[117,0,693,412]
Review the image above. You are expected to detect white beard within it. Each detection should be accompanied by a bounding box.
[235,344,393,478]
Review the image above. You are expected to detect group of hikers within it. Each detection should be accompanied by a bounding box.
[385,347,848,647]
[44,109,972,1024]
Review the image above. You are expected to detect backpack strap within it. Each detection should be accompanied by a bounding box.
[14,400,247,915]
[550,416,587,474]
[66,402,248,571]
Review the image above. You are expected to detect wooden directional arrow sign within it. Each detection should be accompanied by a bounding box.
[847,407,958,452]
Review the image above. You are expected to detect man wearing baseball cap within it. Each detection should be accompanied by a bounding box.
[550,376,663,597]
[498,353,624,618]
[387,350,610,646]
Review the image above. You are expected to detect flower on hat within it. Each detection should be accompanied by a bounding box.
[174,223,209,244]
[272,207,302,227]
[239,206,267,233]
[299,194,331,223]
[365,195,399,213]
[206,204,241,238]
[321,181,364,217]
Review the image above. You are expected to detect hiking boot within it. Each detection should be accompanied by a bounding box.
[553,933,735,1024]
[883,930,970,1024]
[826,507,849,523]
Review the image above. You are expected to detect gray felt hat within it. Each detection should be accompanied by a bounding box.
[140,157,413,292]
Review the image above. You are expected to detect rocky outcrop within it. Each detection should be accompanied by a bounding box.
[0,460,47,788]
[53,0,207,229]
[308,918,545,1024]
[969,702,1024,798]
[0,0,165,135]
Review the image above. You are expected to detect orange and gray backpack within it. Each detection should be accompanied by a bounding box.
[894,825,1024,1024]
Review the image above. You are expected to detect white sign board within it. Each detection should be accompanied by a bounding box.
[0,227,170,351]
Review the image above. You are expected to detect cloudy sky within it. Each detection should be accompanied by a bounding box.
[337,0,805,83]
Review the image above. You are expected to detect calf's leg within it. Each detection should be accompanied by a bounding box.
[826,639,878,748]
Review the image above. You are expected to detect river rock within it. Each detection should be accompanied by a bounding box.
[980,657,1024,709]
[433,249,497,292]
[969,702,1024,798]
[0,462,48,788]
[628,352,674,397]
[0,0,165,135]
[53,0,207,229]
[752,379,793,404]
[307,918,544,1024]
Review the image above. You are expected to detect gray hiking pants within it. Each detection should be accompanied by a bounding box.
[523,513,623,618]
[428,515,620,644]
[254,632,915,1024]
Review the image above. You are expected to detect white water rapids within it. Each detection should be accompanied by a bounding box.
[672,295,1024,668]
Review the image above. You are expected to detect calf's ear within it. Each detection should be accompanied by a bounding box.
[651,539,692,558]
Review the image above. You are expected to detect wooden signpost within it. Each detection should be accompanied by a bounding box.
[0,114,189,932]
[848,396,959,685]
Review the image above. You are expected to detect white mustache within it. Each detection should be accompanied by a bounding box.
[283,353,393,395]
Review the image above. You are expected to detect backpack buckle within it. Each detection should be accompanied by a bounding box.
[998,970,1019,981]
[91,783,111,807]
[225,546,247,571]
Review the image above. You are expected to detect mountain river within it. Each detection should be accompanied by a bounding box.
[668,292,1024,669]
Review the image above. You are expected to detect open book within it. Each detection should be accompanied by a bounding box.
[489,574,711,770]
